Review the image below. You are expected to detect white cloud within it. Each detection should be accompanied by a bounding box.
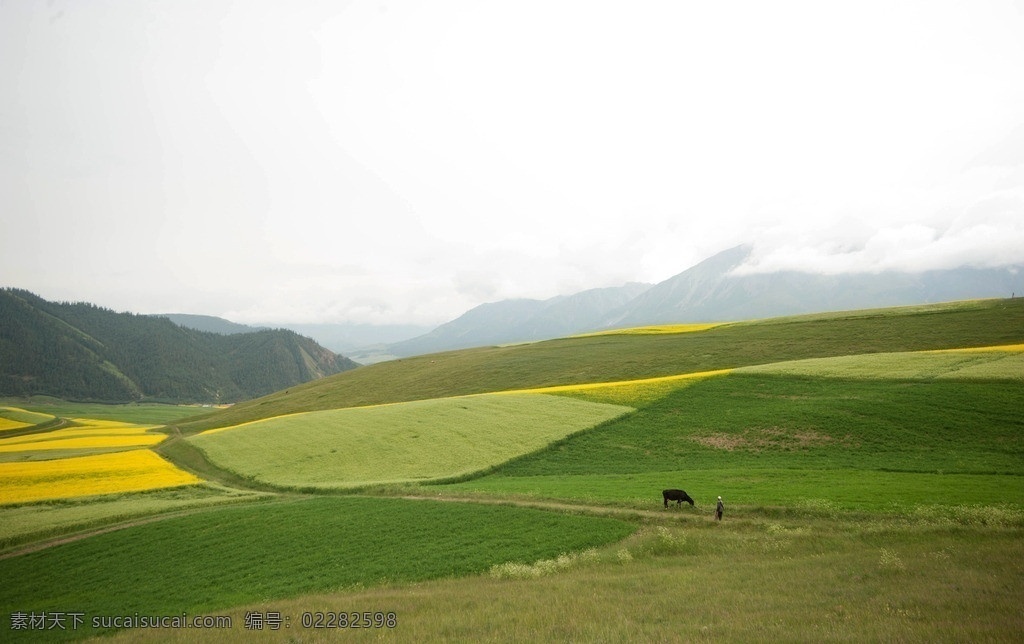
[734,181,1024,276]
[2,1,1023,325]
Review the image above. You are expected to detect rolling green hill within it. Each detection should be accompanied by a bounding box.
[176,298,1024,433]
[3,298,1023,642]
[449,374,1024,509]
[0,289,358,403]
[187,394,632,489]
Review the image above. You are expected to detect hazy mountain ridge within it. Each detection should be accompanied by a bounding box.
[277,322,436,354]
[611,245,1024,326]
[156,246,1024,361]
[0,289,357,403]
[157,314,265,336]
[159,314,431,358]
[388,246,1024,356]
[389,283,653,357]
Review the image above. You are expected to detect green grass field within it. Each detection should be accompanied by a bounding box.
[440,374,1024,513]
[442,469,1024,514]
[0,399,205,427]
[0,497,634,641]
[739,346,1024,380]
[491,375,1024,477]
[3,299,1023,642]
[99,519,1024,643]
[188,394,632,488]
[90,524,1019,644]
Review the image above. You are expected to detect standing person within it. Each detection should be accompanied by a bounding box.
[715,496,724,521]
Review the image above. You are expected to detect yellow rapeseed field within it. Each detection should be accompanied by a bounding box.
[570,323,723,338]
[928,343,1024,353]
[0,434,166,453]
[0,420,166,453]
[0,449,202,504]
[502,369,733,406]
[0,406,54,431]
[66,418,161,431]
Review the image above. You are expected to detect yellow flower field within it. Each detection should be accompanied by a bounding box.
[927,343,1024,353]
[504,369,733,406]
[0,420,166,453]
[0,434,166,453]
[0,449,202,504]
[570,323,723,338]
[0,406,55,431]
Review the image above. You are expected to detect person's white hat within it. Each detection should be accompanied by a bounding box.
[718,496,722,500]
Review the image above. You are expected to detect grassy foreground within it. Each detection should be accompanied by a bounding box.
[99,515,1024,643]
[0,497,634,641]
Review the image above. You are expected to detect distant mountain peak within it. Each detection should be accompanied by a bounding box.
[384,245,1024,357]
[389,282,652,356]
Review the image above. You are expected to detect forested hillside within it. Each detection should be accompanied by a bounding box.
[0,289,357,403]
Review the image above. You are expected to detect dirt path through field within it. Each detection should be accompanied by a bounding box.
[2,489,703,560]
[395,493,707,523]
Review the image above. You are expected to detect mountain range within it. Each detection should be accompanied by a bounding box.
[0,289,357,403]
[3,242,1020,404]
[386,245,1024,357]
[385,282,652,357]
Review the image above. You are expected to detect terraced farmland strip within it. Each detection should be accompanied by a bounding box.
[0,450,202,504]
[188,393,632,488]
[0,407,54,431]
[0,485,266,551]
[0,419,31,432]
[0,434,166,453]
[506,368,731,406]
[739,345,1024,380]
[570,322,724,337]
[176,298,1024,433]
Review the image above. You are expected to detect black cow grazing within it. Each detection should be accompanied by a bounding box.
[662,489,695,507]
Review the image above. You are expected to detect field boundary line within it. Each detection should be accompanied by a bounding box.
[0,494,297,560]
[393,493,711,524]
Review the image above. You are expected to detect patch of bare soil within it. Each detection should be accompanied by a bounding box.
[692,427,853,452]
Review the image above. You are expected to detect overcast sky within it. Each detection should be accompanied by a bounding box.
[3,1,1023,326]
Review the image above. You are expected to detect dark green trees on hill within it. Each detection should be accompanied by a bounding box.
[0,289,358,403]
